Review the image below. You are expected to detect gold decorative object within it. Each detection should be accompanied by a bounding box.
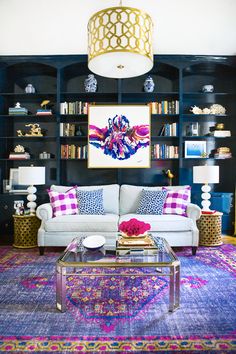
[17,124,43,137]
[215,123,224,130]
[13,215,40,248]
[88,4,153,78]
[197,212,223,246]
[163,169,174,186]
[41,100,50,109]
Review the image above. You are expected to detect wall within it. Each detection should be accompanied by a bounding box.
[0,0,235,56]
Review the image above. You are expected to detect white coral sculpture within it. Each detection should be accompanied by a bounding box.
[190,105,203,114]
[209,104,226,115]
[202,108,211,114]
[14,144,25,152]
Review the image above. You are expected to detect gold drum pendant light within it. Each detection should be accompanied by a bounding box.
[88,5,153,78]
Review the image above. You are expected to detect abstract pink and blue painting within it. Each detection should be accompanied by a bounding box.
[88,105,150,168]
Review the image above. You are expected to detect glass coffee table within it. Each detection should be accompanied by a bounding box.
[56,236,180,313]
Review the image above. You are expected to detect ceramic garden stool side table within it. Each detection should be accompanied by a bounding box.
[13,215,41,248]
[197,212,223,246]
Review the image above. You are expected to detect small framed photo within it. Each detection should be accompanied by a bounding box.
[185,141,207,158]
[8,168,28,193]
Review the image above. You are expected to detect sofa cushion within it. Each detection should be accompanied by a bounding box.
[136,189,167,215]
[44,214,119,232]
[120,184,162,215]
[77,189,105,215]
[163,187,191,216]
[50,184,119,214]
[119,214,194,232]
[47,187,78,217]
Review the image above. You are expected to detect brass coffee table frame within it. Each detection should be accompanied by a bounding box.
[56,237,180,313]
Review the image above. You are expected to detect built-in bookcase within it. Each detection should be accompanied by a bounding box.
[0,55,235,243]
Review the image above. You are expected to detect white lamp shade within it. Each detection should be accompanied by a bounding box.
[18,166,45,185]
[193,165,219,184]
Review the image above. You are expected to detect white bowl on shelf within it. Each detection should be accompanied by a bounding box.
[82,235,106,250]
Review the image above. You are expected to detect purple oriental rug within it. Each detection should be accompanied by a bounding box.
[0,244,235,353]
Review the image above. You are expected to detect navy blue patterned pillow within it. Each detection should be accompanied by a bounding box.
[136,189,167,215]
[77,189,105,215]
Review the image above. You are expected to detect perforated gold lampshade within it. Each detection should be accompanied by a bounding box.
[88,6,153,78]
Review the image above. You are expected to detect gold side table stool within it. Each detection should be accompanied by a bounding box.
[13,215,40,248]
[197,212,223,246]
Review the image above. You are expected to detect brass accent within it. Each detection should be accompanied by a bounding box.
[197,212,223,246]
[88,6,153,63]
[13,215,40,248]
[117,65,124,69]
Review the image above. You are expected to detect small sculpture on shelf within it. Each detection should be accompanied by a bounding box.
[17,123,43,137]
[162,169,174,186]
[84,74,97,92]
[202,84,214,93]
[36,100,52,115]
[25,84,36,94]
[14,144,25,153]
[190,104,226,115]
[143,76,155,92]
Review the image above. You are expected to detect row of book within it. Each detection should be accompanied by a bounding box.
[60,123,76,137]
[60,101,89,115]
[158,123,178,136]
[61,144,88,159]
[150,100,179,115]
[152,144,179,159]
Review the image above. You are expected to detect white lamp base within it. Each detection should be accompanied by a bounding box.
[201,184,212,212]
[27,185,37,214]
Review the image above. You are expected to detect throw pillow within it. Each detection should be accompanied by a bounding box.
[162,187,191,216]
[48,187,78,217]
[77,188,105,215]
[136,189,167,215]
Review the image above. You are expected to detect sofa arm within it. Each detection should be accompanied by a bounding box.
[186,203,201,221]
[36,203,53,222]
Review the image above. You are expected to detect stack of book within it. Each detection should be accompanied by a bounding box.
[211,130,231,137]
[9,151,30,160]
[36,109,52,115]
[158,122,178,136]
[8,106,28,115]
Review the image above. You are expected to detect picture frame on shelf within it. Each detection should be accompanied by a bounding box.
[184,141,207,158]
[88,105,150,168]
[7,168,28,194]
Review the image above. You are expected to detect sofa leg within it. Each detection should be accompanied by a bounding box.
[39,247,45,256]
[192,246,197,256]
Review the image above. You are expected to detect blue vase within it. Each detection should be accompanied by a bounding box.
[84,74,97,93]
[144,76,155,93]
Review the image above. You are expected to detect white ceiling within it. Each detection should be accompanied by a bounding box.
[0,0,235,56]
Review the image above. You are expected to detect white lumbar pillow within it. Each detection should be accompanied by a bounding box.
[82,235,106,250]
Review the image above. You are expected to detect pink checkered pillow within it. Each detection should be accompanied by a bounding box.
[162,187,191,217]
[47,187,78,217]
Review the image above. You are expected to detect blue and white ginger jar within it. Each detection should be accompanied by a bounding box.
[144,76,155,93]
[84,74,97,93]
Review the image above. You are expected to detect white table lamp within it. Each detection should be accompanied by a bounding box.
[193,165,219,212]
[18,166,45,214]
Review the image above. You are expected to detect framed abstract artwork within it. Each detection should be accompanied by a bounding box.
[88,105,150,168]
[184,141,207,158]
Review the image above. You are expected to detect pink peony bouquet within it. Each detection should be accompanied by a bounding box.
[119,218,151,237]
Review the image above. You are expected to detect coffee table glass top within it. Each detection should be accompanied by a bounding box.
[57,236,179,267]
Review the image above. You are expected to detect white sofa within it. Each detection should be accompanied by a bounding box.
[36,184,201,255]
